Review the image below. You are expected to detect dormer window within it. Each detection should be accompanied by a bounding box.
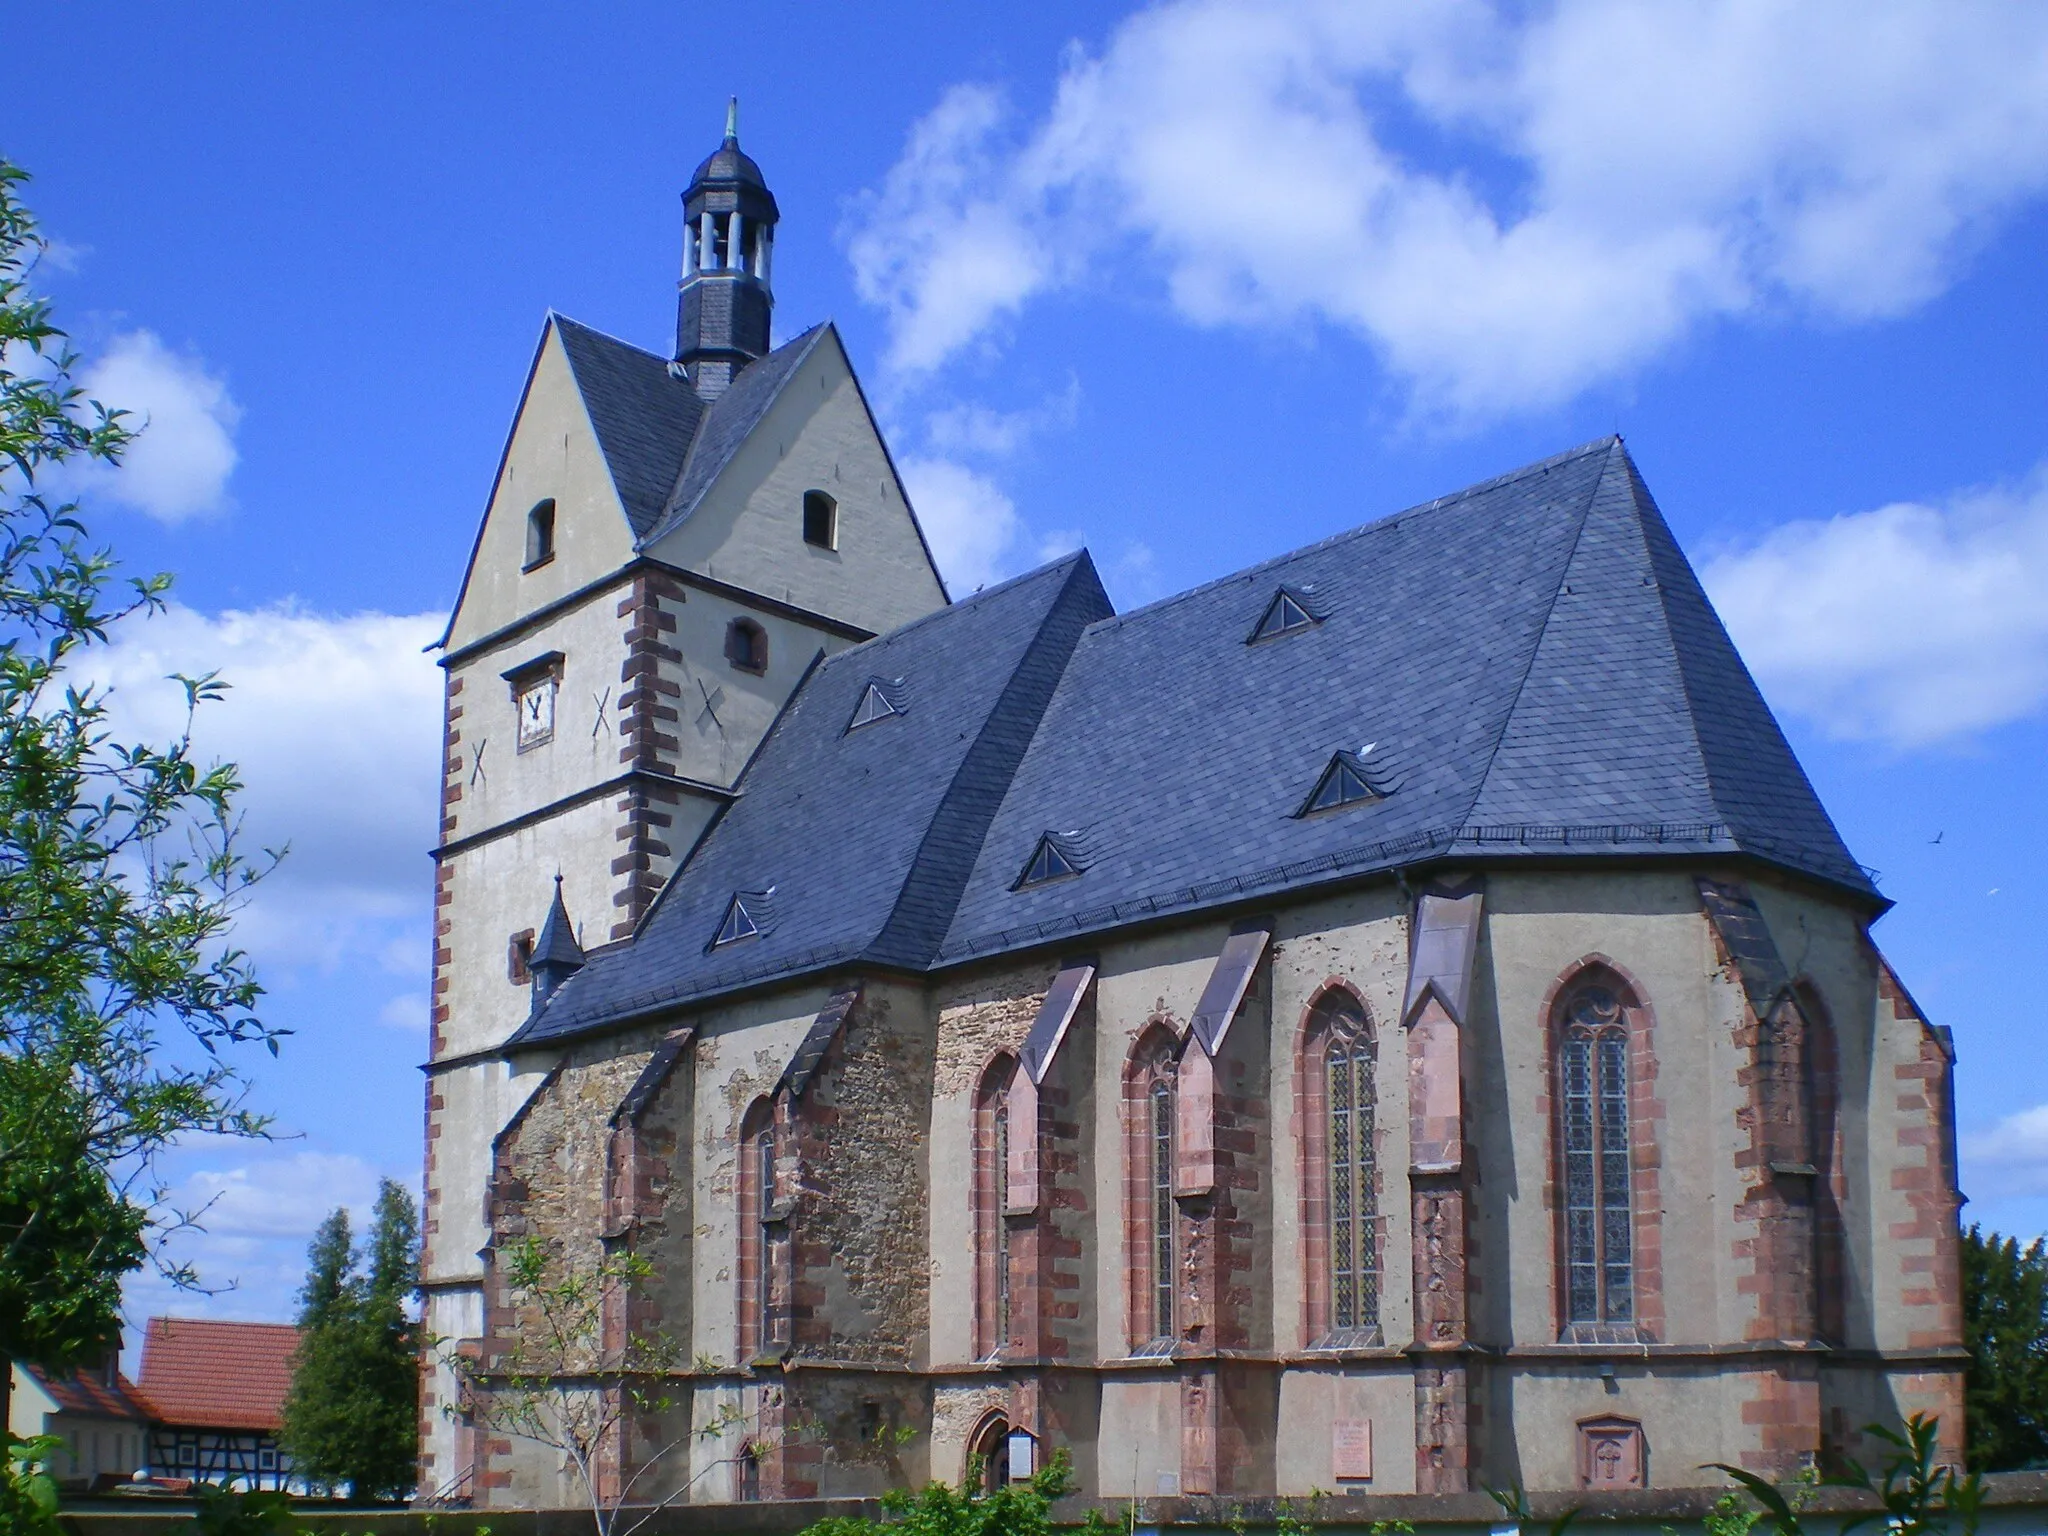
[1299,750,1384,816]
[847,678,907,732]
[803,490,838,550]
[712,890,772,950]
[524,498,557,570]
[727,618,768,675]
[1015,834,1084,889]
[1250,586,1320,643]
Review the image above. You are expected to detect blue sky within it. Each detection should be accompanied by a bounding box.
[6,2,2048,1329]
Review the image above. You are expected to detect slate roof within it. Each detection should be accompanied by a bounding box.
[510,437,1872,1046]
[549,316,827,546]
[515,553,1113,1043]
[136,1318,299,1433]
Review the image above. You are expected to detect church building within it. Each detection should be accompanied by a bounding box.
[418,112,1965,1509]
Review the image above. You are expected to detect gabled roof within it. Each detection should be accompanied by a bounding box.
[136,1318,300,1433]
[512,553,1113,1043]
[551,316,708,538]
[508,438,1872,1045]
[22,1362,151,1422]
[639,325,830,547]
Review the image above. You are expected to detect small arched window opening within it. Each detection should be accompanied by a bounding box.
[1124,1024,1178,1354]
[523,498,556,570]
[1558,978,1634,1333]
[1301,987,1379,1346]
[802,490,838,550]
[737,1099,775,1362]
[726,617,768,675]
[972,1055,1017,1361]
[969,1414,1012,1493]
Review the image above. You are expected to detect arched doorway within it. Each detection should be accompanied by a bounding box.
[969,1413,1011,1493]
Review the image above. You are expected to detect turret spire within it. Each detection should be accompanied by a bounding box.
[676,101,779,401]
[528,874,585,1013]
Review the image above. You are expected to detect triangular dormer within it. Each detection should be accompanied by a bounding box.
[1299,750,1384,816]
[712,892,764,949]
[848,681,901,732]
[1249,586,1321,644]
[1015,835,1083,889]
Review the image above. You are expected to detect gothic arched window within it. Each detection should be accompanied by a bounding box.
[1301,988,1379,1345]
[1558,980,1634,1332]
[1125,1026,1178,1353]
[737,1099,775,1360]
[972,1054,1016,1361]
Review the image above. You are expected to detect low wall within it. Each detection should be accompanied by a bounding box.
[55,1472,2048,1536]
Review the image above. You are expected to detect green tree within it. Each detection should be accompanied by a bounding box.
[279,1181,421,1501]
[0,159,279,1427]
[1962,1223,2048,1471]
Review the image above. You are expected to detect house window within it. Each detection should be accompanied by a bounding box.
[738,1099,774,1360]
[1303,988,1379,1345]
[727,617,768,675]
[713,893,760,949]
[507,929,536,985]
[524,498,556,570]
[802,490,837,549]
[1559,981,1634,1329]
[973,1054,1016,1360]
[848,681,900,731]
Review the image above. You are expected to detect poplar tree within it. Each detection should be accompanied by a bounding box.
[279,1183,420,1500]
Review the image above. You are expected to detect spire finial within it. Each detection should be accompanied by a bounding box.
[724,96,739,143]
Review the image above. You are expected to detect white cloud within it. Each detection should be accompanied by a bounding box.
[1703,468,2048,748]
[1964,1104,2048,1201]
[900,455,1023,594]
[84,602,446,971]
[924,377,1081,458]
[73,331,242,522]
[848,0,2048,418]
[124,1147,388,1329]
[377,992,429,1033]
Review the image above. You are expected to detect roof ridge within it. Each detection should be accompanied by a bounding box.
[1459,440,1623,828]
[1089,436,1620,635]
[547,310,668,364]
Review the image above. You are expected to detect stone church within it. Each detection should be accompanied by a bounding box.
[418,114,1965,1509]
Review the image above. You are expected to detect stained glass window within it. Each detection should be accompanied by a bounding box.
[1561,984,1633,1326]
[1326,1010,1379,1332]
[1151,1076,1175,1343]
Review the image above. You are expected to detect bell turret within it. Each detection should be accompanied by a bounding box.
[675,99,780,400]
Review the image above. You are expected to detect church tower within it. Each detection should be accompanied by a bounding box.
[675,99,778,400]
[416,108,948,1503]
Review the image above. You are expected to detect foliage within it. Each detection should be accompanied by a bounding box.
[1712,1412,1983,1536]
[445,1235,740,1536]
[1484,1480,1578,1536]
[799,1447,1111,1536]
[0,156,281,1379]
[278,1181,422,1500]
[0,1433,63,1536]
[188,1484,303,1536]
[1962,1223,2048,1471]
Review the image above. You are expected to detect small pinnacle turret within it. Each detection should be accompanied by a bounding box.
[529,874,585,1012]
[675,98,780,401]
